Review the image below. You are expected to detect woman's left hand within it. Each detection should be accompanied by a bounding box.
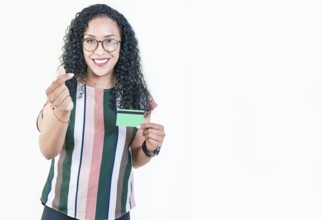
[140,123,165,151]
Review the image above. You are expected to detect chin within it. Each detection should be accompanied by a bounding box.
[92,68,113,77]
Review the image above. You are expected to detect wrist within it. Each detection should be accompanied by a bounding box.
[141,140,161,157]
[52,106,71,124]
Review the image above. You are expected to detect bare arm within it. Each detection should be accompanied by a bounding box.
[131,114,166,169]
[38,67,74,160]
[38,104,71,159]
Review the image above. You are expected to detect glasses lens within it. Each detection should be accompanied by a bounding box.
[103,39,119,52]
[83,39,98,51]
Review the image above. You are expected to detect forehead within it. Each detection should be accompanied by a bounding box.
[85,16,120,36]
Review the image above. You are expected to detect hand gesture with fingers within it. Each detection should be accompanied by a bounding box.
[140,123,166,155]
[45,66,74,113]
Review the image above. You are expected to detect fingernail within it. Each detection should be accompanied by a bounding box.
[68,73,74,78]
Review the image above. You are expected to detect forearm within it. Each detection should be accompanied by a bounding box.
[132,146,152,169]
[39,108,70,159]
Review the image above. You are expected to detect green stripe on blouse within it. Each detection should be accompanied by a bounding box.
[95,90,117,220]
[41,159,55,203]
[58,89,77,213]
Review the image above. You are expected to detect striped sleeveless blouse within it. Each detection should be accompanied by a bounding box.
[41,83,137,220]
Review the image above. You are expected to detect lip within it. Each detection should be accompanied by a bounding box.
[92,58,110,67]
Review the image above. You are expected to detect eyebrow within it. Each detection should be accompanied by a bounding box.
[84,34,119,38]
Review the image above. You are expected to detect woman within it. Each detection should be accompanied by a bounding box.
[37,4,165,220]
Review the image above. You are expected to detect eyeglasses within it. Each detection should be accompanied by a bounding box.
[82,38,121,53]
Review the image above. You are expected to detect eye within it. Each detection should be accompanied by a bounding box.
[104,39,118,45]
[84,38,97,44]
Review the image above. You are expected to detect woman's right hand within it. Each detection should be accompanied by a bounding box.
[45,66,74,113]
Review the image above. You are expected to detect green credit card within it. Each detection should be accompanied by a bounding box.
[116,109,145,127]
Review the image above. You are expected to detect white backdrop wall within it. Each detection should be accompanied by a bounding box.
[1,0,322,220]
[192,1,322,219]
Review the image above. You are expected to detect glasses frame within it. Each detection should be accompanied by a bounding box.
[82,38,122,53]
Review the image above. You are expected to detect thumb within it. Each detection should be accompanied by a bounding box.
[57,65,66,76]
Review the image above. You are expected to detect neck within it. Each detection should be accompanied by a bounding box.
[85,74,116,89]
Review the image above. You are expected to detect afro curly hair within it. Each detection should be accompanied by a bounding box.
[61,4,152,113]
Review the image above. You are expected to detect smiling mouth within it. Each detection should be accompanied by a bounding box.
[93,58,110,65]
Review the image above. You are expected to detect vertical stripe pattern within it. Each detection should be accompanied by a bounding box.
[40,83,137,220]
[85,88,105,220]
[76,87,95,219]
[67,83,86,217]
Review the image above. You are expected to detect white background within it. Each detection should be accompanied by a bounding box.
[0,0,322,220]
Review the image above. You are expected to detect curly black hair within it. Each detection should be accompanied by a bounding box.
[61,4,152,113]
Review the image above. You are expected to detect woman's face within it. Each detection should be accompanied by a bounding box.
[82,16,121,84]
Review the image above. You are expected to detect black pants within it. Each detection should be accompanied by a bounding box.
[41,206,130,220]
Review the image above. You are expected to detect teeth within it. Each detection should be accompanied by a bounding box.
[94,59,108,64]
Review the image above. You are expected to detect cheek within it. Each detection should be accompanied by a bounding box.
[82,51,92,64]
[112,50,120,62]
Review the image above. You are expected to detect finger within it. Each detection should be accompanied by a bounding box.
[47,84,66,103]
[52,87,69,107]
[143,128,166,138]
[146,138,162,150]
[54,94,74,112]
[61,96,74,111]
[144,132,163,143]
[56,65,66,76]
[45,73,74,95]
[61,95,71,104]
[54,73,74,87]
[140,123,164,131]
[46,74,73,96]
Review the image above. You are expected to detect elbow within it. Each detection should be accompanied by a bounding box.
[132,159,147,169]
[43,154,54,160]
[39,137,57,160]
[39,145,56,160]
[132,162,140,169]
[43,152,55,160]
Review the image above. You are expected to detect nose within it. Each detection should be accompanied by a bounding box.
[94,41,106,55]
